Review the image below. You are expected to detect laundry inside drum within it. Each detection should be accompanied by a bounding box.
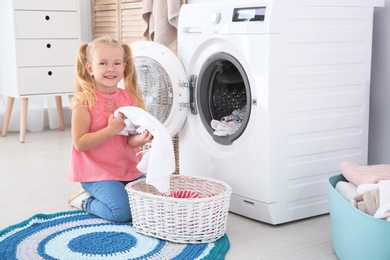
[210,60,247,137]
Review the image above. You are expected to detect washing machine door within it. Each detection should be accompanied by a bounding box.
[130,41,189,137]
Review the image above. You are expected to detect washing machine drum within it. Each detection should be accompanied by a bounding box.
[130,41,188,137]
[133,56,173,125]
[130,41,251,144]
[197,52,251,145]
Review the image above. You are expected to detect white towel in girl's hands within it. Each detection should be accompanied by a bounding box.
[114,106,175,193]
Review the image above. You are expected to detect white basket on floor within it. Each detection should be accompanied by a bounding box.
[125,175,232,244]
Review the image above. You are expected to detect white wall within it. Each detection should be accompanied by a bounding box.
[368,1,390,164]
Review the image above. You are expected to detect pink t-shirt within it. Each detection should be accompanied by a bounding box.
[67,89,143,182]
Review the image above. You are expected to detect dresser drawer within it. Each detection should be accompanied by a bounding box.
[18,67,75,96]
[15,11,78,39]
[14,0,78,11]
[17,39,79,67]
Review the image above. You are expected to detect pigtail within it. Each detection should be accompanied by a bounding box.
[71,43,97,109]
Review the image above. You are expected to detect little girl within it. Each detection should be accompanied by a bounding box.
[67,36,153,222]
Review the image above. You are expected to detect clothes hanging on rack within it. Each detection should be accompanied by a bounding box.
[142,0,183,49]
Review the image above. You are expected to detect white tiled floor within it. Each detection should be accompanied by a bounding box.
[0,129,338,259]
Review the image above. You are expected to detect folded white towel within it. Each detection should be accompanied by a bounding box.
[335,181,358,203]
[114,106,175,193]
[374,180,390,219]
[375,204,390,219]
[357,183,380,194]
[379,180,390,206]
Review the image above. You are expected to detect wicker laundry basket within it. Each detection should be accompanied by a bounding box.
[125,175,232,244]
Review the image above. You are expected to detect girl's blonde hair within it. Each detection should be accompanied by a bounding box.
[71,36,145,109]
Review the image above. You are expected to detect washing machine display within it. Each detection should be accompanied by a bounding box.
[232,6,266,22]
[131,0,384,224]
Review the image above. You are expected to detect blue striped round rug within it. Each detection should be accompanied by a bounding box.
[0,210,230,259]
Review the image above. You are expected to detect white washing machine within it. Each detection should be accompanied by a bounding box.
[131,0,384,224]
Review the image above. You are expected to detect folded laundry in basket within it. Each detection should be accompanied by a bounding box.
[352,188,380,216]
[374,180,390,219]
[114,106,175,193]
[335,181,358,203]
[357,183,380,194]
[340,161,390,186]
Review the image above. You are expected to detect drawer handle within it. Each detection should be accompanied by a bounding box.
[48,71,53,76]
[45,15,50,21]
[47,43,51,48]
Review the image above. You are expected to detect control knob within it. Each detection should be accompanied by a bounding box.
[210,11,221,24]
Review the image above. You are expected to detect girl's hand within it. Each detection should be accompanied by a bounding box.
[72,108,125,152]
[127,129,154,148]
[107,113,125,135]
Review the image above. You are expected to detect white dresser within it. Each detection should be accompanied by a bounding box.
[0,0,88,142]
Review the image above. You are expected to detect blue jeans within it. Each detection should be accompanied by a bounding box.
[81,176,144,223]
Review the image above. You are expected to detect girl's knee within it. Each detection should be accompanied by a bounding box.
[111,201,132,222]
[112,208,132,223]
[115,215,132,223]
